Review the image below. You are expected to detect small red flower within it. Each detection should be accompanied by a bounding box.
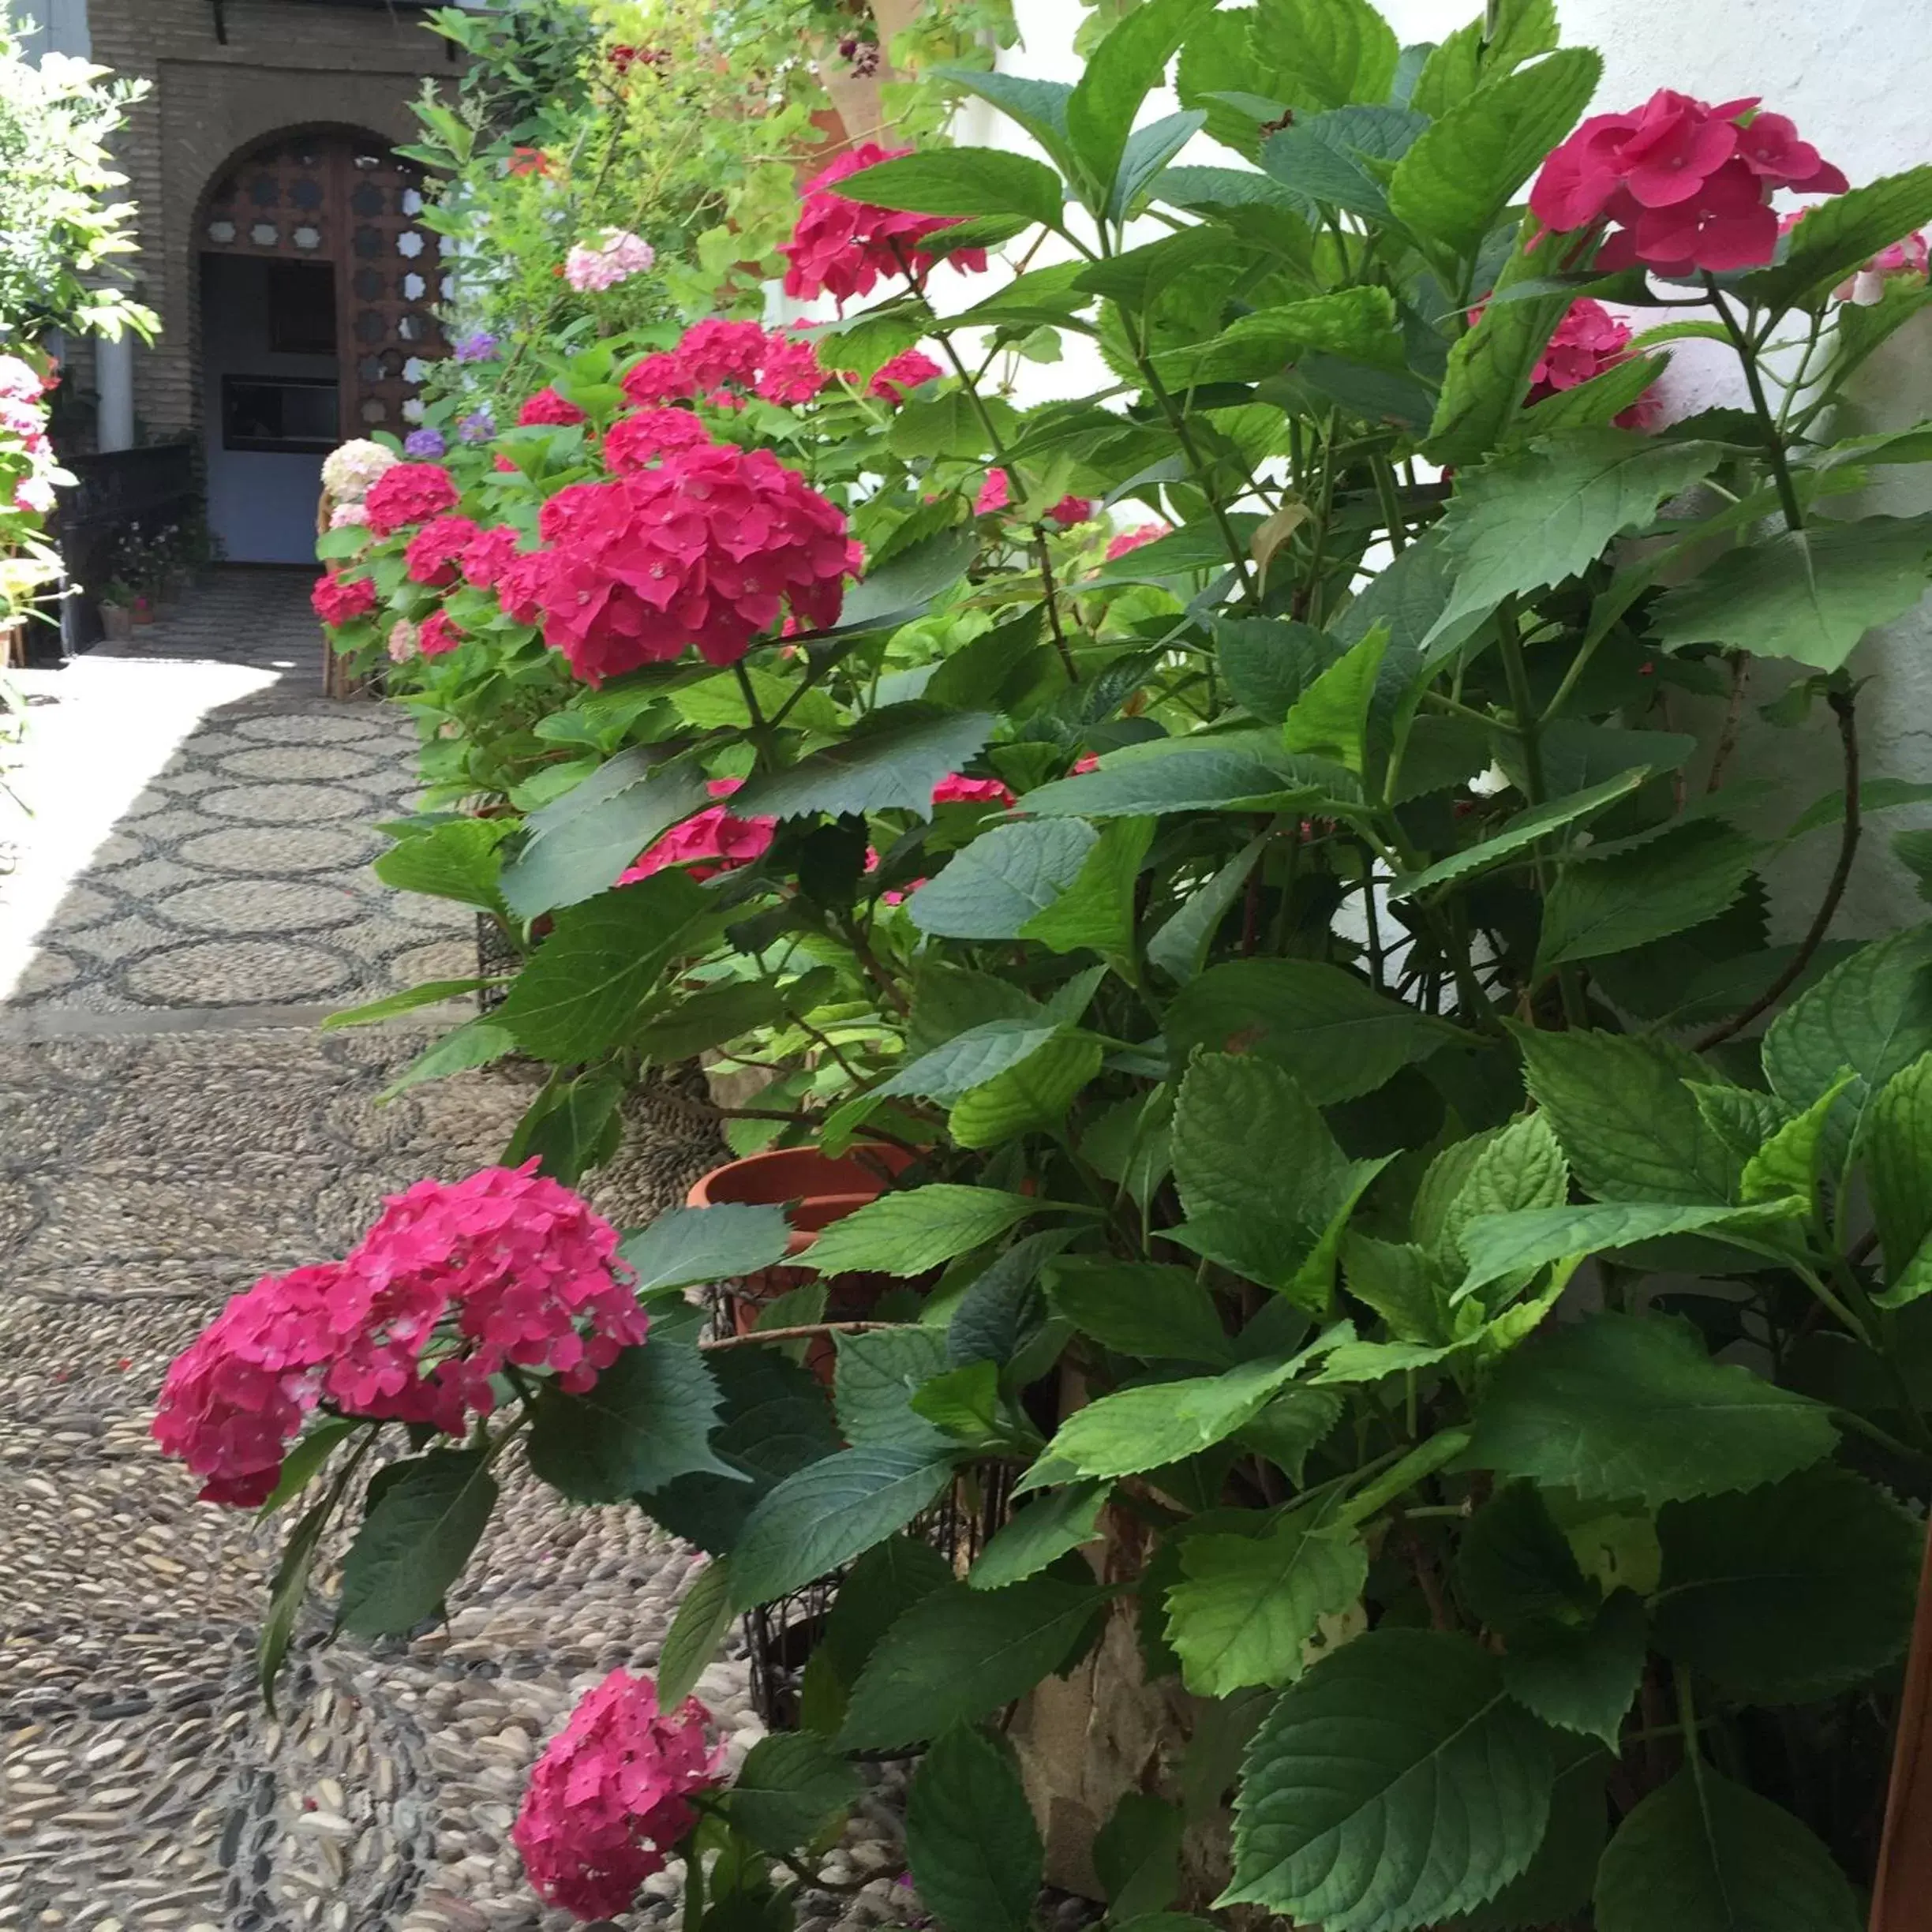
[519,388,588,429]
[405,514,482,588]
[507,147,552,178]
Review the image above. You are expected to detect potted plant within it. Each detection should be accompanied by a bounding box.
[97,579,135,640]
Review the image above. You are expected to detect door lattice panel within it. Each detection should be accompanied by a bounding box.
[202,132,449,436]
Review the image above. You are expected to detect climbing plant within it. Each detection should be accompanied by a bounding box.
[187,0,1932,1924]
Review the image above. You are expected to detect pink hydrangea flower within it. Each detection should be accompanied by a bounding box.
[1530,92,1847,277]
[1526,299,1657,427]
[152,1264,346,1506]
[754,328,830,406]
[1830,227,1930,304]
[461,524,527,591]
[418,609,462,657]
[329,502,370,531]
[0,354,43,401]
[527,442,856,682]
[496,549,555,626]
[781,142,987,305]
[618,778,777,885]
[1104,522,1170,561]
[604,408,713,475]
[310,571,377,627]
[405,514,483,588]
[363,463,461,537]
[1046,494,1094,527]
[511,1672,721,1921]
[564,228,656,292]
[869,349,943,405]
[620,321,770,406]
[388,618,421,662]
[519,387,590,429]
[975,468,1010,515]
[931,773,1016,808]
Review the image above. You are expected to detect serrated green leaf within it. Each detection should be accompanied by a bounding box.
[875,1018,1065,1104]
[834,1327,951,1450]
[1147,837,1267,984]
[657,1556,736,1707]
[1020,815,1154,956]
[1461,1311,1837,1507]
[1409,0,1556,118]
[377,1017,515,1098]
[1593,1767,1861,1932]
[1066,0,1215,201]
[908,819,1099,938]
[620,1204,793,1293]
[906,1728,1043,1932]
[970,1483,1110,1589]
[1652,515,1932,671]
[1428,431,1721,646]
[733,703,996,822]
[1224,1628,1552,1927]
[1019,735,1337,818]
[1456,1201,1798,1299]
[1045,1257,1234,1365]
[841,1577,1108,1749]
[1502,1591,1646,1748]
[1165,1508,1367,1696]
[1515,1025,1739,1204]
[1032,1357,1301,1483]
[1651,1466,1919,1704]
[338,1451,497,1638]
[1390,767,1651,898]
[840,147,1065,226]
[373,816,512,916]
[1388,48,1600,259]
[1739,1072,1855,1206]
[1866,1050,1932,1297]
[728,1732,863,1855]
[1735,163,1932,314]
[806,1185,1040,1279]
[494,871,709,1062]
[728,1446,956,1608]
[1537,822,1758,972]
[526,1337,736,1505]
[1282,626,1387,775]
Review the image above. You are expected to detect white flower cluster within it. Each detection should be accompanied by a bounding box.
[320,439,399,503]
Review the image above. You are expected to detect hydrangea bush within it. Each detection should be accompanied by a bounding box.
[178,0,1932,1925]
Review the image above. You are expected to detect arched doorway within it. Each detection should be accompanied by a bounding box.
[197,127,447,563]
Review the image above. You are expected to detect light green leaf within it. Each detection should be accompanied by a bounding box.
[1342,1234,1451,1344]
[1389,767,1651,898]
[1282,625,1387,775]
[1763,925,1932,1171]
[1216,617,1339,724]
[840,147,1066,226]
[1410,0,1556,118]
[324,978,496,1029]
[1652,1466,1919,1705]
[1866,1050,1932,1293]
[950,1035,1107,1147]
[908,819,1099,938]
[1032,1357,1301,1483]
[1151,288,1404,386]
[1460,1310,1837,1507]
[728,1446,957,1608]
[373,816,512,915]
[905,1728,1044,1932]
[1174,1050,1350,1228]
[1429,431,1722,647]
[1165,1508,1368,1695]
[1652,515,1932,672]
[1065,0,1215,200]
[1147,837,1267,984]
[376,1017,515,1098]
[970,1484,1110,1590]
[1456,1201,1798,1299]
[1739,1072,1855,1206]
[1251,0,1399,112]
[1020,815,1155,956]
[1166,959,1456,1103]
[1515,1025,1739,1204]
[1224,1629,1551,1927]
[1593,1768,1861,1932]
[1388,47,1601,259]
[1427,1115,1570,1271]
[806,1185,1041,1279]
[1537,823,1758,972]
[1735,163,1932,314]
[841,1577,1108,1749]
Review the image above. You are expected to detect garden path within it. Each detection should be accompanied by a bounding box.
[0,574,785,1932]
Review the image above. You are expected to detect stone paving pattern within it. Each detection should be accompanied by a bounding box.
[0,578,912,1932]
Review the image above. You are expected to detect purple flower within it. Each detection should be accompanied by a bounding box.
[404,427,447,458]
[457,407,496,444]
[455,331,500,363]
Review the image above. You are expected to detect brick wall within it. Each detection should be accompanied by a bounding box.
[88,0,457,438]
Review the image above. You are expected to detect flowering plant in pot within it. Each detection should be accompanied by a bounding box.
[203,0,1932,1925]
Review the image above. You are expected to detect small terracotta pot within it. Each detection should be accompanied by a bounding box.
[687,1143,919,1383]
[100,604,134,641]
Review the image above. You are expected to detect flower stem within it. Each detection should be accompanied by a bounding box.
[1706,278,1805,531]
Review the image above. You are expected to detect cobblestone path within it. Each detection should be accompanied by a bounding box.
[0,575,787,1932]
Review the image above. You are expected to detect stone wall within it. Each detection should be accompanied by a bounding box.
[84,0,456,438]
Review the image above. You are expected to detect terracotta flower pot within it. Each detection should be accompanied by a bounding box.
[100,604,134,641]
[687,1142,919,1382]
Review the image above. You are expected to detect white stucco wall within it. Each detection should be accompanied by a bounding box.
[957,0,1932,935]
